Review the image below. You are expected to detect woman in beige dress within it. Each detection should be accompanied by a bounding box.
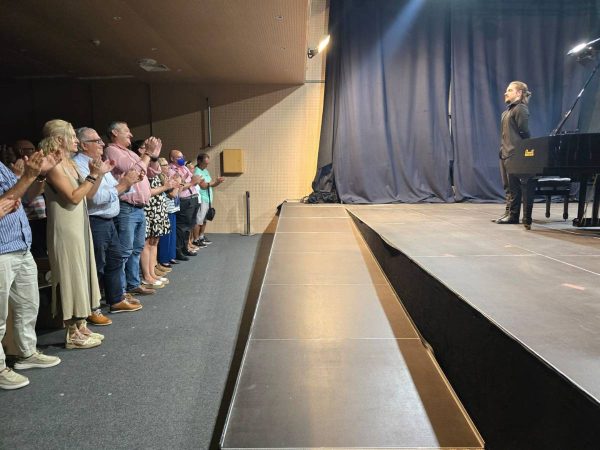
[42,120,112,349]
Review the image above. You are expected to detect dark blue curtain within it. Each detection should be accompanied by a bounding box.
[451,0,599,201]
[316,0,599,203]
[319,0,453,203]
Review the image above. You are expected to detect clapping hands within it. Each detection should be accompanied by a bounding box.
[89,158,115,177]
[144,137,162,158]
[0,195,21,218]
[123,169,142,186]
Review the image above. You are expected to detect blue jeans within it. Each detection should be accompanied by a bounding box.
[113,203,146,291]
[89,216,126,305]
[158,213,177,264]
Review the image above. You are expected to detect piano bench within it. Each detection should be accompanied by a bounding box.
[535,178,571,220]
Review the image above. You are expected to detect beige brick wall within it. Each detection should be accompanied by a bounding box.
[152,82,324,233]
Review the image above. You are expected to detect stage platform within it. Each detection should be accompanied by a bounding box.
[348,202,600,450]
[221,201,599,450]
[221,203,483,449]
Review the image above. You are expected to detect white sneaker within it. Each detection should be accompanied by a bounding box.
[142,279,164,289]
[14,350,61,370]
[0,368,30,390]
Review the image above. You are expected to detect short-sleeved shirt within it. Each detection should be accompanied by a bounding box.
[0,162,32,254]
[168,164,197,199]
[105,143,158,206]
[194,167,212,204]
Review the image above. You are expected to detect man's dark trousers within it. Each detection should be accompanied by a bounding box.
[89,216,127,305]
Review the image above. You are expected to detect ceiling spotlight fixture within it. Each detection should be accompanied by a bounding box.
[113,16,122,21]
[151,47,158,52]
[275,15,284,21]
[90,39,101,47]
[138,58,170,72]
[307,35,330,59]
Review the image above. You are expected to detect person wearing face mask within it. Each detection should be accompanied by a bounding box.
[168,149,203,261]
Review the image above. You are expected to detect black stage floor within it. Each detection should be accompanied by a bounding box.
[348,202,600,450]
[347,203,600,403]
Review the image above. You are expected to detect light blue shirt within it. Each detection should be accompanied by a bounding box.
[73,153,120,219]
[0,162,31,254]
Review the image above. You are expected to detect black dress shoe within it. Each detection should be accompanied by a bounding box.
[496,216,520,224]
[170,259,180,264]
[182,250,197,257]
[175,252,190,261]
[492,213,509,223]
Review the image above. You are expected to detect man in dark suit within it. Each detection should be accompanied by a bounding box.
[494,81,532,227]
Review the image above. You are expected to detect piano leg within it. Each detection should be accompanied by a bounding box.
[573,176,589,227]
[521,177,535,230]
[592,175,600,226]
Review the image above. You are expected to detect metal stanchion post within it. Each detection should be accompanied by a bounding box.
[241,191,255,236]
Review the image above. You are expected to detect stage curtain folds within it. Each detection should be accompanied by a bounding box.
[318,0,454,203]
[316,0,599,203]
[451,0,598,201]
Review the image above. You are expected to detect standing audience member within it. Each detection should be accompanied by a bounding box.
[73,127,143,320]
[157,158,181,268]
[192,153,224,247]
[0,150,62,390]
[168,149,203,261]
[131,140,173,288]
[43,120,109,349]
[9,140,48,257]
[104,122,162,296]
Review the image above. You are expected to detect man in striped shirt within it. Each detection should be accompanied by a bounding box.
[0,150,62,390]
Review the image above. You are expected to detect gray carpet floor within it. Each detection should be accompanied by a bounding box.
[0,234,263,450]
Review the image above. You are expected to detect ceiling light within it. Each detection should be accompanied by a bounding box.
[567,37,600,59]
[113,16,122,21]
[275,15,284,21]
[317,35,330,53]
[307,35,330,59]
[138,58,170,72]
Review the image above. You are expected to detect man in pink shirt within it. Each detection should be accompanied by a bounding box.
[104,121,161,295]
[168,149,203,260]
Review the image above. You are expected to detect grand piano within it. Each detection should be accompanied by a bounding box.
[508,133,600,226]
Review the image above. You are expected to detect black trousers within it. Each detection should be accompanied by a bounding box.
[175,196,199,252]
[500,158,535,222]
[500,158,521,219]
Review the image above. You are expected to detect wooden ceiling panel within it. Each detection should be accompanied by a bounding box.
[0,0,309,84]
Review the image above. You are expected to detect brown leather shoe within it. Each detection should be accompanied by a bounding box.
[122,293,141,305]
[157,264,172,273]
[110,299,143,313]
[87,309,112,326]
[155,268,167,277]
[127,285,156,295]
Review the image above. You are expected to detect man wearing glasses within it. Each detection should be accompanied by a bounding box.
[74,127,143,323]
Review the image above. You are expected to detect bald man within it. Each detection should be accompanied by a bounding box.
[168,150,203,260]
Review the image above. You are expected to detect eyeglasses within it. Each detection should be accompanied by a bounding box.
[83,139,104,144]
